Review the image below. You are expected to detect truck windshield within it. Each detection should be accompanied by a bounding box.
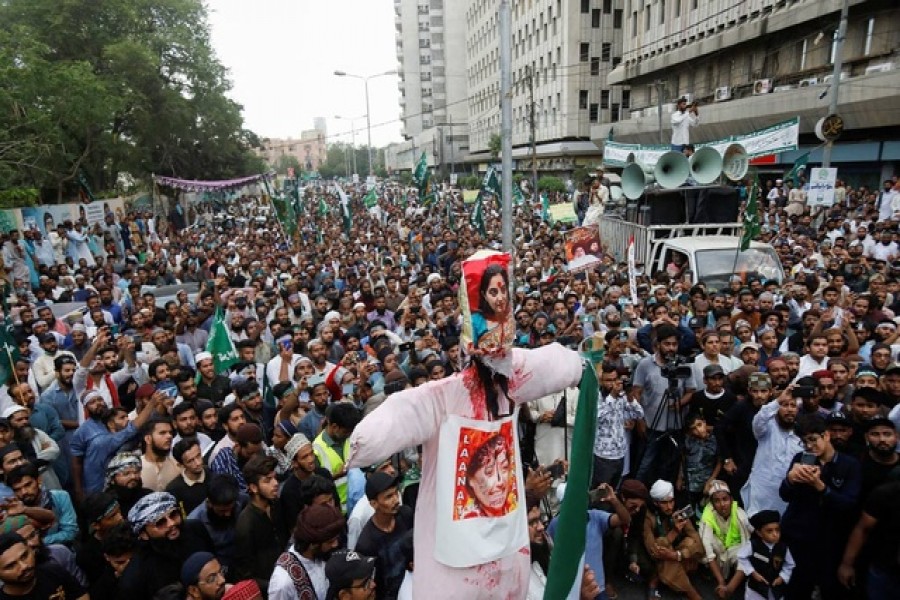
[694,248,784,291]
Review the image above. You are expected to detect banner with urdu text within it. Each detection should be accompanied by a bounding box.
[602,118,800,168]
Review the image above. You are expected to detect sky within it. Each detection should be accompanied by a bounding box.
[207,0,403,147]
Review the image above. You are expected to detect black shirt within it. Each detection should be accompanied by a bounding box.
[864,480,900,572]
[859,454,900,502]
[0,562,85,600]
[234,501,288,592]
[165,468,212,516]
[197,376,232,405]
[356,505,414,600]
[280,467,340,530]
[688,389,737,427]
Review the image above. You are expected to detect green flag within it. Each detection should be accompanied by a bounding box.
[513,182,525,207]
[341,196,352,235]
[541,192,553,224]
[785,152,809,187]
[413,152,434,205]
[740,174,761,251]
[77,169,96,203]
[0,296,20,387]
[481,166,501,198]
[469,192,486,236]
[317,196,328,217]
[205,307,237,375]
[543,366,599,600]
[363,188,378,209]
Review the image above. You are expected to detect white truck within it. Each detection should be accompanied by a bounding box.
[597,215,784,290]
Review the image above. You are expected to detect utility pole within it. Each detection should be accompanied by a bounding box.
[822,0,849,168]
[655,80,665,145]
[500,0,513,254]
[448,114,455,181]
[527,66,538,201]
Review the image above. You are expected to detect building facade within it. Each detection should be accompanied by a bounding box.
[258,127,328,172]
[389,0,470,176]
[595,0,900,182]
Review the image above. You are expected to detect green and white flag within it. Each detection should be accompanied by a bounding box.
[740,174,761,251]
[469,192,486,236]
[543,366,599,600]
[541,192,553,224]
[785,152,809,187]
[413,152,435,205]
[206,307,237,375]
[481,166,501,198]
[317,196,328,217]
[0,296,20,386]
[513,182,525,207]
[363,187,378,209]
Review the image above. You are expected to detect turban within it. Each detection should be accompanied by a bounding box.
[649,479,675,501]
[195,351,213,365]
[294,504,345,544]
[619,479,649,501]
[128,492,178,535]
[81,390,104,406]
[105,453,141,488]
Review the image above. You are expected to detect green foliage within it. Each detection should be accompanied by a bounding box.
[572,167,590,185]
[537,176,566,193]
[488,134,502,159]
[462,175,480,190]
[273,154,303,175]
[0,0,264,195]
[0,188,39,209]
[513,173,524,184]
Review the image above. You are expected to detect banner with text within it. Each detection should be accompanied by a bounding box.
[603,118,800,168]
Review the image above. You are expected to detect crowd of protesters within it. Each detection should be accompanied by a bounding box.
[0,172,896,600]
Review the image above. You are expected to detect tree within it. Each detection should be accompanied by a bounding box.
[0,0,265,198]
[488,134,502,159]
[537,176,566,193]
[273,155,302,175]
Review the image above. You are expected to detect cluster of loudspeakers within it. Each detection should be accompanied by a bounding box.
[611,143,749,201]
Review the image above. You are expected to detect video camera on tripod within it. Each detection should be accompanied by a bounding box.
[660,355,693,381]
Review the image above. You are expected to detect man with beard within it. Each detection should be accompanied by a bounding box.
[298,376,330,443]
[139,417,179,492]
[825,411,855,456]
[176,310,209,355]
[70,389,161,503]
[526,499,551,595]
[174,371,199,404]
[234,380,267,441]
[307,339,336,378]
[0,513,87,588]
[0,532,86,600]
[64,324,91,361]
[7,461,78,545]
[234,455,288,591]
[40,355,80,453]
[210,423,264,493]
[268,503,345,600]
[117,492,211,600]
[104,453,152,516]
[765,357,792,391]
[74,330,144,414]
[186,474,246,571]
[166,438,211,516]
[266,336,301,387]
[10,382,67,485]
[740,384,802,516]
[206,404,246,465]
[171,403,213,457]
[280,434,338,533]
[3,404,61,490]
[180,552,227,600]
[687,364,737,429]
[859,417,899,500]
[195,352,231,406]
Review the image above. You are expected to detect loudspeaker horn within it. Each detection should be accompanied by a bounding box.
[722,143,749,181]
[689,146,724,185]
[621,162,648,200]
[654,151,690,189]
[610,185,624,201]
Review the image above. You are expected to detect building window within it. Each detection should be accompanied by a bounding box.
[601,43,611,61]
[613,9,623,28]
[611,102,620,122]
[675,0,681,17]
[603,0,612,14]
[581,0,589,14]
[579,43,590,61]
[632,11,637,36]
[864,17,875,55]
[692,0,698,8]
[591,9,600,27]
[590,57,600,75]
[659,0,665,24]
[579,90,588,109]
[645,8,651,31]
[612,56,621,67]
[622,89,631,109]
[601,90,610,109]
[589,103,599,122]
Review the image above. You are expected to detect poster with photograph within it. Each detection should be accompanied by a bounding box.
[458,250,515,356]
[565,225,604,272]
[20,205,78,237]
[434,412,527,567]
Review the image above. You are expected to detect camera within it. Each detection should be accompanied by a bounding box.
[660,355,693,380]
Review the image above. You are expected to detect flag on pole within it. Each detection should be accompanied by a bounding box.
[481,166,501,198]
[363,187,378,209]
[469,192,486,237]
[413,152,434,205]
[446,199,456,232]
[740,174,761,251]
[513,182,525,207]
[335,186,352,235]
[77,169,96,203]
[785,152,809,187]
[0,296,20,387]
[541,192,552,224]
[627,235,639,305]
[543,366,599,600]
[317,196,328,217]
[206,307,237,375]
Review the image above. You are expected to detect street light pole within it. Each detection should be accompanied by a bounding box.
[500,0,513,255]
[335,70,397,177]
[822,0,849,168]
[335,114,367,176]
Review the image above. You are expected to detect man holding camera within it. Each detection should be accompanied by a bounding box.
[632,325,694,485]
[643,479,703,600]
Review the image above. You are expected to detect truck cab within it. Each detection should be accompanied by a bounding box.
[657,236,784,289]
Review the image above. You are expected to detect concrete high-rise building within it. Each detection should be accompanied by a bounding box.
[464,0,627,174]
[313,117,327,135]
[596,0,900,182]
[388,0,469,176]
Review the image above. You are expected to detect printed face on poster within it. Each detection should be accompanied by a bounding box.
[453,420,519,520]
[565,226,604,272]
[459,250,515,356]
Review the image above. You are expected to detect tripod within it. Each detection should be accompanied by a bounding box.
[641,376,689,489]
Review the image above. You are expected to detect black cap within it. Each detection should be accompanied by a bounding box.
[688,317,704,329]
[825,411,851,427]
[863,416,895,432]
[325,550,376,597]
[365,471,400,500]
[38,332,56,344]
[749,509,780,530]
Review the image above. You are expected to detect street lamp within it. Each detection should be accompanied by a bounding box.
[334,69,397,176]
[334,114,367,176]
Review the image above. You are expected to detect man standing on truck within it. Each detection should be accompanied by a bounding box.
[671,97,699,152]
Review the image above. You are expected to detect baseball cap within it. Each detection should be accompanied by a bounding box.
[365,471,400,500]
[688,317,704,329]
[825,411,851,427]
[325,551,376,598]
[748,372,772,390]
[703,364,725,378]
[862,416,895,432]
[738,342,760,354]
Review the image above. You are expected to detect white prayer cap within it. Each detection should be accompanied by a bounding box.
[650,480,675,501]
